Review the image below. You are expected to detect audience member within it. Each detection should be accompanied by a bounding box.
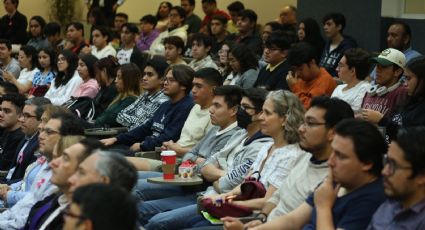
[0,39,21,80]
[319,13,357,77]
[217,41,233,77]
[82,26,116,59]
[188,33,218,71]
[86,0,125,26]
[225,118,386,230]
[136,14,160,52]
[116,23,145,68]
[0,93,25,170]
[181,0,202,35]
[64,22,89,55]
[228,9,262,56]
[110,12,128,48]
[3,45,39,94]
[116,57,169,130]
[361,48,408,124]
[43,22,65,53]
[0,81,18,95]
[225,44,258,88]
[93,63,140,127]
[63,184,138,230]
[331,48,372,112]
[28,47,56,97]
[254,31,295,91]
[0,0,27,45]
[287,42,337,108]
[26,16,49,50]
[386,21,422,62]
[226,1,244,34]
[210,15,230,57]
[20,135,87,229]
[155,1,172,32]
[162,67,223,157]
[200,0,230,34]
[101,64,194,152]
[44,50,83,105]
[92,56,119,118]
[258,21,283,68]
[277,5,297,32]
[367,127,425,229]
[164,36,187,66]
[150,6,188,55]
[297,18,325,59]
[73,54,100,98]
[4,97,51,183]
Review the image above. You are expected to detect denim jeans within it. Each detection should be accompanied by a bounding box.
[133,171,186,201]
[143,203,198,230]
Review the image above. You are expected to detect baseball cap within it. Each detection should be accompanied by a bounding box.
[371,48,406,68]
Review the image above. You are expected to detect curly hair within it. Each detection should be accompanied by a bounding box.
[267,90,305,144]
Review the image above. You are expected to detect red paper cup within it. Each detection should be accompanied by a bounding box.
[161,151,176,179]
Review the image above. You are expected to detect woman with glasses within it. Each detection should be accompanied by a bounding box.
[225,44,258,88]
[218,41,234,79]
[93,63,140,128]
[44,50,83,106]
[116,57,169,130]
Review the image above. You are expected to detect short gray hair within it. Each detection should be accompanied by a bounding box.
[94,151,138,192]
[25,97,51,120]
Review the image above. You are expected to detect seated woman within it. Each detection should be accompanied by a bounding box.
[94,63,141,127]
[26,16,49,51]
[225,44,259,88]
[28,47,57,97]
[116,57,169,130]
[73,54,100,98]
[92,56,119,118]
[81,26,117,59]
[3,46,39,94]
[44,50,83,105]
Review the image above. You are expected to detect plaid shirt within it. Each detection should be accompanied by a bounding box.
[116,90,168,130]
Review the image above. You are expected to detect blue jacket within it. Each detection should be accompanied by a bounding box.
[116,95,194,151]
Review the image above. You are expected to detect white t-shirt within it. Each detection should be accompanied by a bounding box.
[44,71,83,105]
[116,48,133,65]
[17,68,39,85]
[91,44,117,59]
[331,80,371,112]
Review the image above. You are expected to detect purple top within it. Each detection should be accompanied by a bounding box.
[367,198,425,230]
[136,30,160,52]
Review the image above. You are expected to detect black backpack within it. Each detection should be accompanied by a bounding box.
[63,97,96,121]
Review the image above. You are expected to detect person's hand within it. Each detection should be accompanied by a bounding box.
[162,140,181,152]
[2,71,15,83]
[195,157,206,165]
[222,217,244,230]
[286,71,298,87]
[130,142,141,152]
[0,186,10,200]
[314,167,340,210]
[100,137,117,146]
[202,193,236,207]
[81,46,92,55]
[244,219,263,228]
[112,3,119,11]
[361,109,384,123]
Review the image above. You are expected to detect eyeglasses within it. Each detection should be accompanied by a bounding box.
[264,47,282,52]
[62,208,87,221]
[164,77,177,83]
[20,113,37,120]
[240,104,256,111]
[300,120,326,128]
[382,154,412,176]
[39,127,60,136]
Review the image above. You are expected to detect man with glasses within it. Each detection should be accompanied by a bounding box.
[1,97,51,184]
[254,31,295,91]
[367,127,425,229]
[0,93,25,171]
[0,112,84,229]
[287,42,337,108]
[225,118,386,230]
[222,96,354,230]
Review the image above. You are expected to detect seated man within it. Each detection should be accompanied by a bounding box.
[23,141,138,229]
[210,15,230,57]
[136,14,159,52]
[163,36,187,66]
[228,9,263,56]
[140,88,273,230]
[64,22,89,54]
[0,39,21,80]
[0,81,18,96]
[361,48,408,124]
[200,0,230,34]
[63,184,138,230]
[101,65,194,152]
[367,127,425,229]
[287,42,337,108]
[181,0,202,35]
[0,93,25,171]
[150,6,189,55]
[116,23,144,68]
[254,31,296,91]
[162,68,223,158]
[0,0,27,45]
[44,22,66,53]
[188,33,218,71]
[225,119,387,230]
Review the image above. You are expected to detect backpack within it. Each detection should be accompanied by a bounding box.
[63,97,96,121]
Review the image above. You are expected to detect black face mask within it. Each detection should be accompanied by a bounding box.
[236,107,252,129]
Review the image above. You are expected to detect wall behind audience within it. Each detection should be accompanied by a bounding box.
[0,0,296,25]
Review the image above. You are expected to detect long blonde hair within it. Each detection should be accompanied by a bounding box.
[53,135,85,159]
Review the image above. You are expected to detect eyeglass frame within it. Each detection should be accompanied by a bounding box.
[382,154,412,176]
[39,127,60,136]
[20,112,38,120]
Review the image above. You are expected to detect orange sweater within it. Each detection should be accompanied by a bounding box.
[290,68,337,108]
